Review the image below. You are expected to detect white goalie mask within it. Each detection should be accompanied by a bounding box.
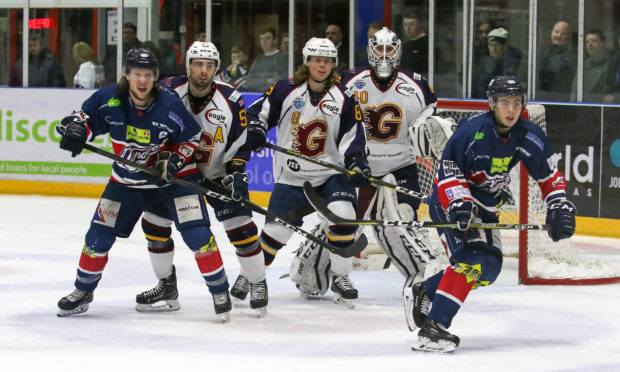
[368,27,401,78]
[185,41,220,76]
[302,37,338,67]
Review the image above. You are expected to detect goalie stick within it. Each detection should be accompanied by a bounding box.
[302,181,550,231]
[82,143,367,258]
[264,142,426,199]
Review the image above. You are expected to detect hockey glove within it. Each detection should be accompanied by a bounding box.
[447,200,476,231]
[345,154,372,187]
[247,126,267,153]
[222,172,249,201]
[59,111,89,157]
[153,152,184,183]
[546,199,576,242]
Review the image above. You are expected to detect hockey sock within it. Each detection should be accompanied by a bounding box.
[75,229,115,292]
[142,217,174,279]
[327,224,357,249]
[260,232,285,266]
[427,266,474,328]
[192,235,228,294]
[423,270,445,301]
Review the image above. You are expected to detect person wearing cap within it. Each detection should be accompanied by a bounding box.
[472,27,524,98]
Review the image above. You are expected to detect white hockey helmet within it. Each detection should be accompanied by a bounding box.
[368,27,401,78]
[185,41,220,75]
[302,37,338,66]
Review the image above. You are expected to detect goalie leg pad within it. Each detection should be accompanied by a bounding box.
[289,220,331,296]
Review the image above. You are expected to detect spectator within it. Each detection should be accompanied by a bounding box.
[240,26,288,92]
[216,45,249,89]
[474,21,494,65]
[400,12,429,75]
[537,21,576,101]
[102,22,143,85]
[196,32,206,42]
[472,27,523,98]
[354,21,384,68]
[9,34,65,87]
[571,29,616,103]
[612,29,620,98]
[325,24,349,72]
[72,41,105,89]
[280,33,289,54]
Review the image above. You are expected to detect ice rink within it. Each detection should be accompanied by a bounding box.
[1,194,620,371]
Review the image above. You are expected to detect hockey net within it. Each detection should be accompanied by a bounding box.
[360,100,620,284]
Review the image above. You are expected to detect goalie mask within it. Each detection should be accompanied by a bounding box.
[486,75,527,107]
[186,41,220,76]
[302,37,338,67]
[368,27,401,78]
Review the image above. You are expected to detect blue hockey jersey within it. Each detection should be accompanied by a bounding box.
[76,84,202,187]
[429,111,567,217]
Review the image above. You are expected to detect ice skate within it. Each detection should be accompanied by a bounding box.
[57,289,93,317]
[331,275,358,309]
[403,278,431,331]
[250,279,268,318]
[135,266,180,312]
[212,292,232,323]
[230,274,250,304]
[412,319,460,353]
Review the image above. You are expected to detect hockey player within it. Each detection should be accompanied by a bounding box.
[56,48,231,317]
[135,41,266,319]
[244,37,370,308]
[409,75,576,352]
[339,27,445,280]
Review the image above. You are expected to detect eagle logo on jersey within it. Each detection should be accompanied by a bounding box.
[363,104,402,142]
[319,100,340,116]
[205,109,226,125]
[292,120,328,157]
[396,83,417,96]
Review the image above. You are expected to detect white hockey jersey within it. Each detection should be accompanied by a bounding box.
[340,67,437,176]
[161,76,250,179]
[247,79,367,187]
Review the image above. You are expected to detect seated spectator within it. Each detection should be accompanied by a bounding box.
[72,41,105,89]
[571,29,617,103]
[472,28,523,98]
[280,34,289,54]
[474,21,494,65]
[216,45,249,89]
[240,26,288,92]
[325,24,349,72]
[9,34,65,87]
[400,11,429,75]
[538,21,576,101]
[355,21,383,68]
[102,22,142,85]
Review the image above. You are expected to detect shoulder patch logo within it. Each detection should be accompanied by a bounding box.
[395,83,417,96]
[168,111,184,129]
[344,89,353,97]
[525,131,544,151]
[354,80,366,89]
[108,98,121,107]
[319,100,341,116]
[293,97,305,109]
[229,91,240,102]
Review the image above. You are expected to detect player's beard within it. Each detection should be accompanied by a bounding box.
[190,73,212,92]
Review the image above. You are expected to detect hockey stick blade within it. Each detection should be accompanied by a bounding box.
[303,181,549,231]
[82,143,366,257]
[264,142,426,199]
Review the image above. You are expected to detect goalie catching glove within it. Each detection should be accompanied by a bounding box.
[58,110,89,157]
[546,199,576,242]
[410,116,455,159]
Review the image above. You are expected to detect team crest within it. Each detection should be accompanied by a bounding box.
[293,97,305,109]
[354,80,366,89]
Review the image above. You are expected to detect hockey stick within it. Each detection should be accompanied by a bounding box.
[264,142,427,199]
[303,181,550,231]
[82,143,367,257]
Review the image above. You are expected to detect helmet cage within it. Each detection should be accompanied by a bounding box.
[368,27,401,78]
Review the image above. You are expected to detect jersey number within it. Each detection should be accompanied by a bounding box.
[353,91,368,104]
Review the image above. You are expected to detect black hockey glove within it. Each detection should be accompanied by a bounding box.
[345,154,372,187]
[222,172,249,201]
[59,111,89,157]
[447,200,476,231]
[546,199,576,242]
[247,125,266,153]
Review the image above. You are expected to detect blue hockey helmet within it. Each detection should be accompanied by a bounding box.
[486,75,527,106]
[124,47,159,77]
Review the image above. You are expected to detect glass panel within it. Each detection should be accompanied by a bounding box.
[213,0,289,92]
[293,1,350,76]
[352,3,384,68]
[435,1,464,98]
[535,0,578,102]
[582,0,620,103]
[471,1,529,99]
[396,1,429,78]
[2,8,19,87]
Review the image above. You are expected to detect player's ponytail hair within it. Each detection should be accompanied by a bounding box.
[293,64,339,88]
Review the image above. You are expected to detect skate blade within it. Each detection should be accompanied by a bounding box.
[57,303,89,317]
[402,289,416,332]
[253,307,267,318]
[411,337,456,353]
[135,299,180,313]
[333,294,355,309]
[215,312,231,323]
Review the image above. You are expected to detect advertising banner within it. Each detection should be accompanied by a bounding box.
[600,106,620,219]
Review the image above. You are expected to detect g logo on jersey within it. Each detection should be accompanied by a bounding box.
[206,109,226,125]
[319,100,340,116]
[396,83,417,96]
[287,159,301,172]
[363,104,402,142]
[292,120,328,157]
[196,131,215,165]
